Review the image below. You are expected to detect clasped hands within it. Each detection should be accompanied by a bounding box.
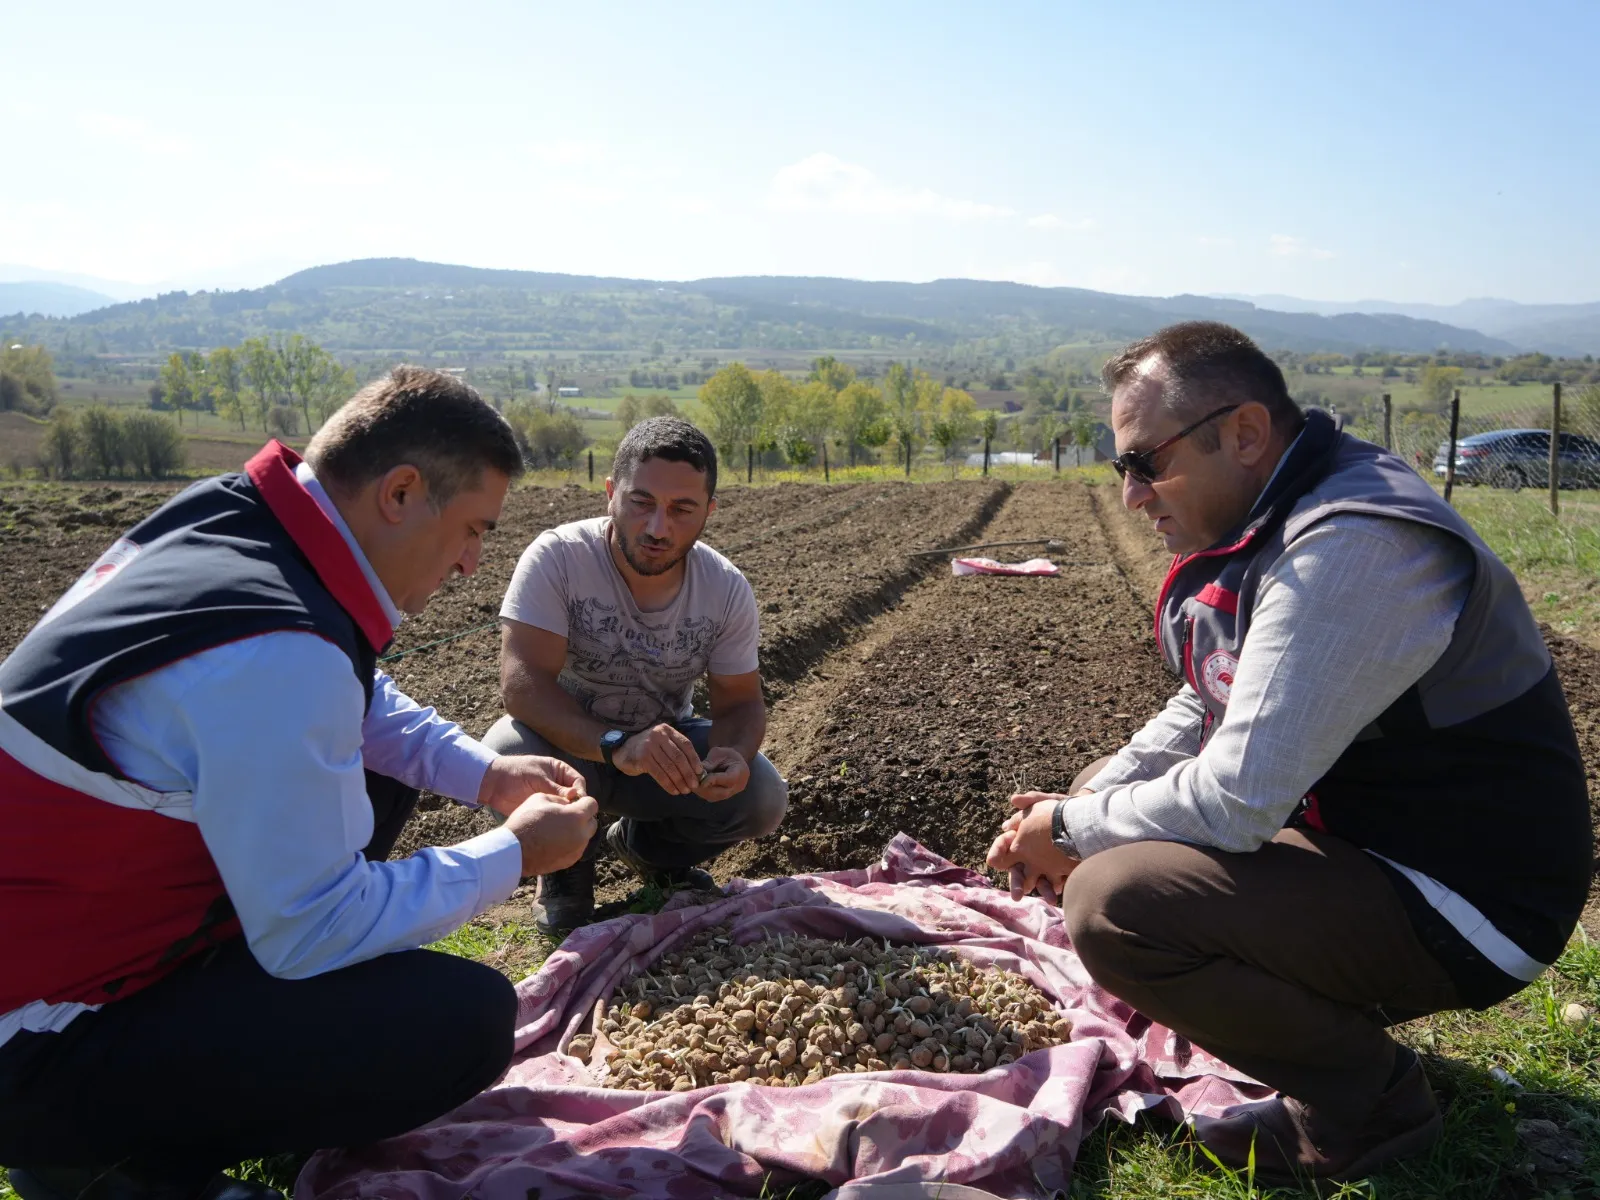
[477,754,598,879]
[611,724,749,802]
[985,790,1084,903]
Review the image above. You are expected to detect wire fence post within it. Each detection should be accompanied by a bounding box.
[1549,381,1562,516]
[587,450,594,484]
[1443,390,1461,505]
[1053,437,1060,472]
[903,432,912,478]
[1382,393,1392,451]
[746,444,753,485]
[983,435,991,477]
[822,442,830,483]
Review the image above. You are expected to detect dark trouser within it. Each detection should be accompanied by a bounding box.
[1060,821,1462,1126]
[482,715,788,871]
[0,773,517,1181]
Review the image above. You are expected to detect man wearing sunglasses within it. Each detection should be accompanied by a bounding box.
[988,321,1589,1182]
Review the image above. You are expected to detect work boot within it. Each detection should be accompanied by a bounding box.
[530,855,597,937]
[7,1166,283,1200]
[1194,1050,1441,1183]
[605,820,717,893]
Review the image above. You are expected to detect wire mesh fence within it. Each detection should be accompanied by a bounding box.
[1345,383,1600,511]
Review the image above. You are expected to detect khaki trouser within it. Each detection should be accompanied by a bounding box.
[1059,760,1460,1125]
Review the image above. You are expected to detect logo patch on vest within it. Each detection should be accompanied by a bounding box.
[40,539,142,627]
[1200,650,1238,704]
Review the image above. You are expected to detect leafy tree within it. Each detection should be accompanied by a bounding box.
[81,407,126,476]
[507,404,589,467]
[0,342,59,414]
[159,352,194,426]
[980,410,999,443]
[836,380,888,465]
[240,336,281,431]
[808,355,855,393]
[209,346,245,429]
[43,408,80,478]
[617,393,643,433]
[697,363,764,456]
[929,387,978,465]
[755,370,798,456]
[1419,364,1463,411]
[187,350,212,416]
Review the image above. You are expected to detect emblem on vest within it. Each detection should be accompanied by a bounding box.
[1201,650,1238,705]
[40,538,143,627]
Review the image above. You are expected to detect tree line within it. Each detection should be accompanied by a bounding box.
[153,334,355,437]
[683,357,986,468]
[39,406,187,480]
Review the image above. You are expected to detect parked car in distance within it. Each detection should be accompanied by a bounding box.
[1433,429,1600,490]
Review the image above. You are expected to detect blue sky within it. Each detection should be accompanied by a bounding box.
[5,0,1596,302]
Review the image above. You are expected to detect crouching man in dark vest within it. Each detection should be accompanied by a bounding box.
[0,367,599,1200]
[988,322,1591,1183]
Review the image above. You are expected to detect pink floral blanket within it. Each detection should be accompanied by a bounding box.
[296,836,1270,1200]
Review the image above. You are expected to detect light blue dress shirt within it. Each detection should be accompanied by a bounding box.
[0,464,522,1047]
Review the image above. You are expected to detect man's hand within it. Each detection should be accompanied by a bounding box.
[693,746,749,802]
[986,791,1080,902]
[478,754,587,817]
[613,723,703,795]
[504,793,599,878]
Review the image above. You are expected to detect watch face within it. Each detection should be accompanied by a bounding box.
[602,730,626,748]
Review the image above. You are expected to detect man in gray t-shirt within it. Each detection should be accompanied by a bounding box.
[485,417,787,935]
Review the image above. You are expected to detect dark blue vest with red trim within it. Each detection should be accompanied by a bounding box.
[1155,412,1591,1004]
[0,442,393,1010]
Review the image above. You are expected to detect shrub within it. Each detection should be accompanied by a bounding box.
[122,412,187,478]
[267,406,300,438]
[80,407,127,477]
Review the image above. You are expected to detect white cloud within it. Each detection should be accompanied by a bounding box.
[264,157,393,189]
[1269,233,1335,260]
[76,111,192,157]
[1027,213,1095,231]
[769,153,1014,221]
[527,139,609,166]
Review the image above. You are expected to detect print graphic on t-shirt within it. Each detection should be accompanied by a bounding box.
[561,595,723,727]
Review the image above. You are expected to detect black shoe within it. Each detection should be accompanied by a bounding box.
[7,1167,283,1200]
[605,820,717,893]
[530,855,596,937]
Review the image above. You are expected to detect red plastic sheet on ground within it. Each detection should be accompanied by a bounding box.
[951,558,1061,577]
[296,837,1270,1200]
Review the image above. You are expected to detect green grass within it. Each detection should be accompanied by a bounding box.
[1448,485,1600,642]
[2,907,1594,1200]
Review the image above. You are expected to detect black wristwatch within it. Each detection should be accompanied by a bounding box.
[1051,800,1081,860]
[599,728,632,769]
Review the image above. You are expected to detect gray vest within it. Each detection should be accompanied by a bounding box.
[1156,412,1590,1005]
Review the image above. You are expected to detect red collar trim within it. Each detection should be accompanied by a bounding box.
[244,441,394,653]
[1151,529,1259,643]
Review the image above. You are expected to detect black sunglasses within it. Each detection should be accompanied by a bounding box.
[1110,405,1241,484]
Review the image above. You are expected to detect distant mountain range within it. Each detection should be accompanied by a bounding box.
[7,256,1594,357]
[1219,294,1600,357]
[0,281,119,318]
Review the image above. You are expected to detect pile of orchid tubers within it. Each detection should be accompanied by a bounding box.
[567,928,1073,1091]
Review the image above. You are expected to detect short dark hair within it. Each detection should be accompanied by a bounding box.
[305,365,524,505]
[1102,322,1305,446]
[611,416,718,500]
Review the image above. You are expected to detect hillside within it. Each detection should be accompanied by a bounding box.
[4,258,1522,359]
[1223,293,1600,356]
[0,281,118,318]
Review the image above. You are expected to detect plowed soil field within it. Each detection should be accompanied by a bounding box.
[2,475,1596,926]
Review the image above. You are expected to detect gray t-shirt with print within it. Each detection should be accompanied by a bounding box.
[500,517,761,731]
